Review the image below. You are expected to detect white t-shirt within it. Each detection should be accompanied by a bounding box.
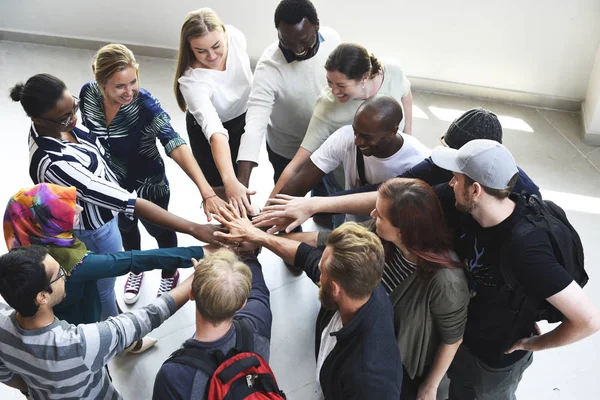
[302,58,411,154]
[315,311,343,400]
[178,25,253,141]
[311,125,430,220]
[236,27,341,164]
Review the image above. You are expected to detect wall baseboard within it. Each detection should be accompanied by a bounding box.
[581,102,600,146]
[1,29,583,112]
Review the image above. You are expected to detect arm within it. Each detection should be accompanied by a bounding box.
[417,341,462,400]
[80,273,195,369]
[169,144,228,221]
[133,198,221,244]
[67,246,206,281]
[279,231,319,247]
[235,257,272,339]
[401,90,413,135]
[268,148,315,199]
[253,191,378,233]
[506,281,600,352]
[236,55,278,183]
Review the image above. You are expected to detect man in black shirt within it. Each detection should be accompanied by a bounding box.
[431,139,600,400]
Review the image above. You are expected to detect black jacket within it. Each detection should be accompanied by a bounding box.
[295,243,402,399]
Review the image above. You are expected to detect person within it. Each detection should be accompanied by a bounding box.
[0,244,204,399]
[430,139,600,400]
[3,183,204,331]
[275,95,429,224]
[269,42,413,205]
[236,0,341,186]
[10,73,219,320]
[153,247,271,399]
[80,44,221,304]
[252,108,539,233]
[213,209,402,399]
[174,8,256,214]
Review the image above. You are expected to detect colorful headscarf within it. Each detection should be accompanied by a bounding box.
[3,183,89,273]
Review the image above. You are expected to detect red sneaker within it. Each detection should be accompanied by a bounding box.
[124,272,144,305]
[157,270,180,297]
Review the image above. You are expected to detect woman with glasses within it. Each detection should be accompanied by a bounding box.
[10,73,220,321]
[3,183,211,354]
[174,8,255,214]
[79,44,225,304]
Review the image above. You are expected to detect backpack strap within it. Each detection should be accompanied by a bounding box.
[232,318,255,354]
[355,148,368,186]
[163,347,220,377]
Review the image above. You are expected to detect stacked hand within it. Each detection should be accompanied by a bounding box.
[202,194,229,222]
[213,203,265,249]
[253,194,313,233]
[224,179,257,216]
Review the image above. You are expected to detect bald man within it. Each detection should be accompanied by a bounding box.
[278,95,430,223]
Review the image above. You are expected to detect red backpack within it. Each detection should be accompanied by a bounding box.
[163,319,286,400]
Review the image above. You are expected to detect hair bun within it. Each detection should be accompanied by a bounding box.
[9,83,25,102]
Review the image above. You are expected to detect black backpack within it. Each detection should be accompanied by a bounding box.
[162,319,286,400]
[500,192,588,325]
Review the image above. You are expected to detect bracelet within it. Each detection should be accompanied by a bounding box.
[202,194,218,208]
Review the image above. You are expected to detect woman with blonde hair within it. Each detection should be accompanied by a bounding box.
[174,8,255,214]
[79,44,224,304]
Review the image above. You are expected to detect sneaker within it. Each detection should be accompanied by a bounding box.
[124,272,144,305]
[157,270,180,297]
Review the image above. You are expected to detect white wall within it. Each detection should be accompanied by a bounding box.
[1,0,599,100]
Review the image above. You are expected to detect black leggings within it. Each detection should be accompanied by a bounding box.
[186,112,245,187]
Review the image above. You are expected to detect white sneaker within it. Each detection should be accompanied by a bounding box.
[124,272,143,305]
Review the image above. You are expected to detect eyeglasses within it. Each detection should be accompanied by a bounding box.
[49,266,67,285]
[440,135,449,147]
[39,96,79,127]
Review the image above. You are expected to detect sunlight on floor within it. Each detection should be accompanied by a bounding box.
[541,189,600,215]
[428,106,534,132]
[412,105,429,119]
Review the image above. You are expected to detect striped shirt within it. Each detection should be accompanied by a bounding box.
[0,295,176,400]
[28,123,137,230]
[381,246,417,295]
[79,83,187,201]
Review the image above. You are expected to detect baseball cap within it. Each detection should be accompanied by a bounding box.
[431,139,518,189]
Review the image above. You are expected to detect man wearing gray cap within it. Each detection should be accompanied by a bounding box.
[431,139,600,400]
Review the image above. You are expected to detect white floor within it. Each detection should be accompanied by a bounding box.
[1,40,600,400]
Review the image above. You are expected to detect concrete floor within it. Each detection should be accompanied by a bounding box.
[0,40,599,399]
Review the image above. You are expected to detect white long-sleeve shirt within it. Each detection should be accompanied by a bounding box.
[178,25,253,141]
[236,27,341,164]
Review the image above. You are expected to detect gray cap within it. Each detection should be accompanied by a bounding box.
[431,139,518,189]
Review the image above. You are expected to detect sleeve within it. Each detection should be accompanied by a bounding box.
[294,243,323,284]
[141,91,187,155]
[44,161,137,218]
[79,295,177,371]
[389,59,411,98]
[301,95,342,154]
[510,229,574,303]
[430,269,470,344]
[234,257,272,339]
[237,56,278,165]
[309,126,348,174]
[400,157,453,187]
[78,83,91,127]
[68,247,205,281]
[0,359,15,383]
[342,371,401,400]
[153,365,190,400]
[179,78,228,141]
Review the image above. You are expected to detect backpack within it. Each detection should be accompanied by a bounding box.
[163,319,286,400]
[500,192,588,325]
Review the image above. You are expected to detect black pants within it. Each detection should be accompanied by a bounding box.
[400,366,427,400]
[186,112,245,187]
[266,142,292,184]
[118,191,177,252]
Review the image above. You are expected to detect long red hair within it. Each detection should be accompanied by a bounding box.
[378,178,461,276]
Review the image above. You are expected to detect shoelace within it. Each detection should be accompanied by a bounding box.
[157,277,176,295]
[125,273,143,292]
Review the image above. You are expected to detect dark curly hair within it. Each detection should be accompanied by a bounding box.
[274,0,319,28]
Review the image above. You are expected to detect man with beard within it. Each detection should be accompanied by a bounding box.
[236,0,341,186]
[430,139,600,400]
[213,207,402,399]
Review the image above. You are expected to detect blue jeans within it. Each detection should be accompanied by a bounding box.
[74,217,123,320]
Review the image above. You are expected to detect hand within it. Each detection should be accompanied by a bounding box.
[416,382,438,400]
[253,194,313,233]
[202,194,229,222]
[213,203,265,244]
[505,324,541,354]
[224,179,256,215]
[190,223,226,245]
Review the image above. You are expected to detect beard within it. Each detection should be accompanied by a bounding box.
[318,280,337,310]
[456,190,476,214]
